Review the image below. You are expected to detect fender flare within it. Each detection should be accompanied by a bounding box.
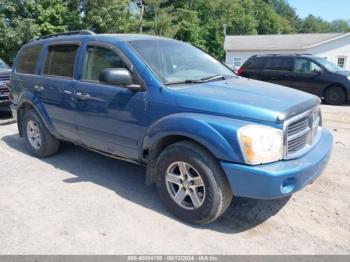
[17,92,58,137]
[143,113,248,163]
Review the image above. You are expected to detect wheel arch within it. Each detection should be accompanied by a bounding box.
[142,113,246,185]
[17,97,58,137]
[322,83,347,98]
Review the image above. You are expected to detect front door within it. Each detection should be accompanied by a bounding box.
[39,43,80,142]
[75,42,146,160]
[289,58,329,96]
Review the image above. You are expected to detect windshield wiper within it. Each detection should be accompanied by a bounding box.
[199,74,226,82]
[166,75,226,85]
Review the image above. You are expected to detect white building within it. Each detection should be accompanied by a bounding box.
[224,33,350,70]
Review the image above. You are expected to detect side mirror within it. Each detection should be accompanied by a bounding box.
[99,68,142,91]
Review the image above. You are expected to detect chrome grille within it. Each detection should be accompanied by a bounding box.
[284,107,322,159]
[0,82,10,101]
[0,75,10,82]
[288,134,308,153]
[287,117,308,136]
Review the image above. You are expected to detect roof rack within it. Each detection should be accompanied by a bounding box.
[253,53,314,58]
[31,30,95,42]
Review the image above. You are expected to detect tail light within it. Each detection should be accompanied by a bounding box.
[237,67,244,76]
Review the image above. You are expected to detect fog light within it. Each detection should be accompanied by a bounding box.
[281,178,296,194]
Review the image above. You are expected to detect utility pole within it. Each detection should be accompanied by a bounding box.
[136,0,145,33]
[223,24,227,36]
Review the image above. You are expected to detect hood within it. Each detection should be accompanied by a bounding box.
[172,77,319,123]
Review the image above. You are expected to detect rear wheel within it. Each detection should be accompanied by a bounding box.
[155,141,233,224]
[23,110,59,158]
[324,86,346,105]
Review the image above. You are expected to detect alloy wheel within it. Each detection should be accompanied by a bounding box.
[165,161,206,210]
[26,120,42,149]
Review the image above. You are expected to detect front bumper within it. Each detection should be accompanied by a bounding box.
[221,129,333,199]
[0,82,11,112]
[0,101,11,112]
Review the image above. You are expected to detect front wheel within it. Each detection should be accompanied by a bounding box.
[155,141,233,224]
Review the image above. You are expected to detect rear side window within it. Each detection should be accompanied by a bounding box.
[43,44,79,78]
[266,57,293,71]
[16,45,42,74]
[244,57,266,70]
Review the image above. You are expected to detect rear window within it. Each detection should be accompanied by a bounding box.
[16,45,42,74]
[244,57,266,70]
[266,57,293,71]
[43,44,79,78]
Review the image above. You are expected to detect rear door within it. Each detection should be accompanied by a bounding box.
[39,42,81,142]
[289,58,329,96]
[74,41,146,160]
[260,57,294,87]
[240,57,266,80]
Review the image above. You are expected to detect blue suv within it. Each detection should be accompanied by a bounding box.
[10,31,333,224]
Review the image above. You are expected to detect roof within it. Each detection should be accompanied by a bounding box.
[224,33,350,51]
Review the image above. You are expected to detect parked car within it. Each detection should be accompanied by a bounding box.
[10,31,333,224]
[238,54,350,105]
[0,58,11,112]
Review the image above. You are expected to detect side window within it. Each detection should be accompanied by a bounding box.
[16,45,42,74]
[294,58,322,74]
[266,57,293,71]
[245,57,266,70]
[83,46,126,81]
[43,44,79,78]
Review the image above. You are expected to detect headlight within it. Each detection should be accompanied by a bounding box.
[347,76,350,81]
[238,125,283,165]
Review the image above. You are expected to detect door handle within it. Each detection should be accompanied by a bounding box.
[63,89,73,95]
[75,92,91,100]
[34,85,44,92]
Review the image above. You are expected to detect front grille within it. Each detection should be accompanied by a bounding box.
[0,75,10,82]
[285,107,322,158]
[0,82,10,102]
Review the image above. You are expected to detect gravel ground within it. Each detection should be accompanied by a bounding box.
[0,105,349,255]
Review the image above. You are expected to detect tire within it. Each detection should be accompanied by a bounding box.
[155,141,233,224]
[23,110,59,158]
[324,86,346,105]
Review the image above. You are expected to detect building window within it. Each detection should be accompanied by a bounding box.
[337,56,347,68]
[233,57,242,67]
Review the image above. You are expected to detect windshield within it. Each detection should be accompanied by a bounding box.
[314,57,344,72]
[0,59,9,70]
[128,39,235,84]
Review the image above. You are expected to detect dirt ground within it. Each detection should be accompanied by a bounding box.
[0,105,349,255]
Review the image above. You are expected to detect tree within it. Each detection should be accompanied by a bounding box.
[0,0,348,64]
[83,0,136,33]
[301,15,332,33]
[142,0,178,37]
[330,20,350,33]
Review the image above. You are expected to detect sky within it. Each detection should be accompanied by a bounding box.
[288,0,350,21]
